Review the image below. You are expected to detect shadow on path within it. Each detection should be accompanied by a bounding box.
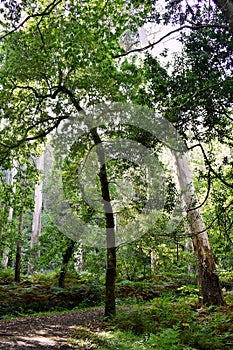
[0,309,104,349]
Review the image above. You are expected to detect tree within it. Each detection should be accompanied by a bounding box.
[174,151,225,305]
[134,9,232,305]
[0,166,17,268]
[15,213,23,283]
[0,0,147,316]
[90,128,116,318]
[28,154,44,274]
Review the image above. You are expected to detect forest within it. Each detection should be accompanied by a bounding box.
[0,0,233,349]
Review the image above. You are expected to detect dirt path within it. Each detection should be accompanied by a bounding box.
[0,308,105,349]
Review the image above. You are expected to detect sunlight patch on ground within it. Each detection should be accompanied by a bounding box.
[18,336,56,346]
[18,335,68,346]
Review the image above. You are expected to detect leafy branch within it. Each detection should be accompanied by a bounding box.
[0,0,63,40]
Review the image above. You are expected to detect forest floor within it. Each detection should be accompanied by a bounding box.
[0,308,106,349]
[1,273,233,349]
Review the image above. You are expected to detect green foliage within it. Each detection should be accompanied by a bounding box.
[69,288,233,349]
[0,271,104,318]
[146,328,182,350]
[113,294,233,349]
[0,267,15,284]
[35,217,68,271]
[0,269,232,349]
[71,326,199,349]
[71,327,150,350]
[81,248,106,283]
[0,0,233,329]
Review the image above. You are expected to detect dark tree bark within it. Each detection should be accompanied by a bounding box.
[90,128,116,318]
[58,239,76,288]
[198,255,225,306]
[15,214,23,283]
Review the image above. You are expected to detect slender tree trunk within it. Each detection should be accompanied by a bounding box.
[15,214,23,283]
[74,246,84,273]
[151,250,157,274]
[2,170,13,268]
[1,166,17,268]
[184,238,194,275]
[28,154,44,274]
[58,239,76,288]
[62,90,116,317]
[174,152,225,306]
[91,128,116,318]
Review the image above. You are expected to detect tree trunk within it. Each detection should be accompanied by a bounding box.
[1,166,17,268]
[58,239,76,288]
[15,214,23,283]
[90,128,116,318]
[62,90,116,317]
[28,154,44,274]
[174,151,225,306]
[184,238,194,275]
[151,250,157,274]
[74,246,84,273]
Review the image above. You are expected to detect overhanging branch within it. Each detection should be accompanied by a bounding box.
[114,23,229,59]
[0,0,63,40]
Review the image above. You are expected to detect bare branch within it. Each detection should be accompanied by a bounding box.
[187,169,212,212]
[114,23,229,59]
[188,143,233,189]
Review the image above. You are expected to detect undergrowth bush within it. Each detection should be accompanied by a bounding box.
[114,294,233,349]
[0,267,15,284]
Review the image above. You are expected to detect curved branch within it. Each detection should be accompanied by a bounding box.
[0,84,84,165]
[113,23,229,59]
[187,169,211,212]
[188,143,233,189]
[193,198,233,236]
[10,81,63,99]
[0,0,63,40]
